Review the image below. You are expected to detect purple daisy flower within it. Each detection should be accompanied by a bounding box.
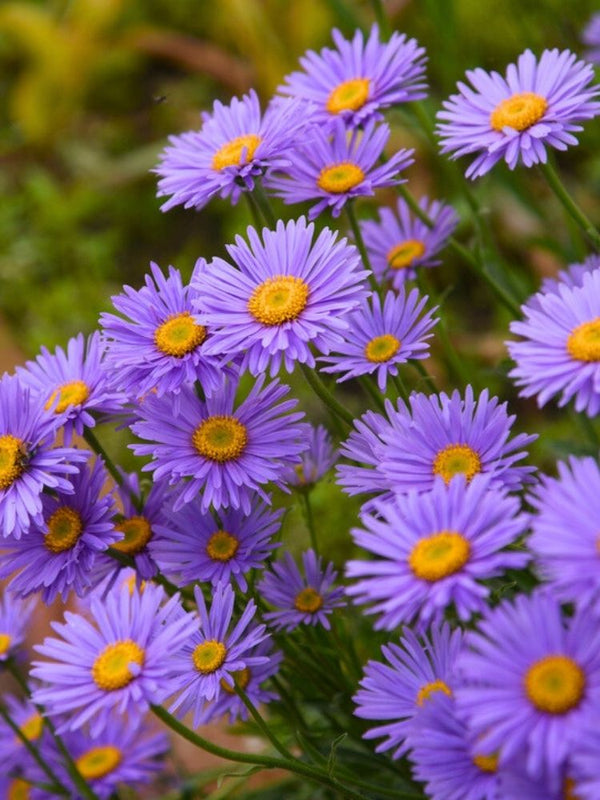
[192,217,368,376]
[360,197,458,288]
[168,582,268,727]
[149,496,282,591]
[0,694,48,775]
[16,332,126,445]
[508,269,600,416]
[100,261,225,400]
[0,459,118,604]
[539,254,600,297]
[257,549,345,632]
[278,25,427,128]
[0,374,88,539]
[346,476,529,630]
[130,375,306,514]
[31,582,196,735]
[379,386,536,494]
[571,712,600,800]
[583,13,600,65]
[408,693,501,800]
[353,623,463,759]
[437,49,600,178]
[155,90,308,211]
[528,456,600,611]
[499,764,578,800]
[320,288,438,391]
[0,591,34,663]
[456,590,600,786]
[266,118,414,219]
[282,424,337,488]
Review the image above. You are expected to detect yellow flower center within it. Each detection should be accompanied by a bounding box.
[566,318,600,362]
[248,275,309,326]
[45,380,90,414]
[18,714,43,743]
[294,587,323,613]
[415,679,452,707]
[124,573,147,595]
[44,507,83,553]
[564,777,581,800]
[326,78,371,114]
[408,530,471,582]
[206,530,240,562]
[364,333,401,363]
[112,515,152,556]
[432,443,481,485]
[490,92,548,132]
[92,640,145,691]
[212,134,262,171]
[154,312,207,358]
[387,239,426,270]
[0,633,12,655]
[220,666,251,694]
[192,640,227,674]
[76,745,122,780]
[192,415,248,462]
[0,435,27,491]
[524,654,585,714]
[472,753,498,774]
[7,779,30,800]
[317,162,365,193]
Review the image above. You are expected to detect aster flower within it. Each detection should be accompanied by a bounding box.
[320,289,438,391]
[278,25,427,128]
[0,459,118,604]
[508,269,600,416]
[0,695,48,775]
[437,49,600,178]
[258,549,345,632]
[16,332,126,445]
[100,261,225,400]
[31,583,196,735]
[192,217,368,376]
[499,764,578,800]
[0,374,88,539]
[168,582,268,727]
[408,693,501,800]
[149,496,282,591]
[346,476,529,630]
[283,424,337,488]
[353,623,463,759]
[583,13,600,65]
[571,712,600,800]
[130,375,306,514]
[360,197,458,288]
[539,254,600,296]
[266,118,414,219]
[528,456,600,611]
[0,592,34,663]
[456,591,600,785]
[380,386,535,494]
[155,90,308,211]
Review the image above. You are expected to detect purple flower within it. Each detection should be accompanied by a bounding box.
[155,90,308,211]
[0,459,118,604]
[282,424,337,488]
[0,694,47,775]
[0,374,88,539]
[508,269,600,416]
[266,118,414,219]
[528,456,600,611]
[192,217,368,376]
[278,25,427,128]
[31,583,196,735]
[499,765,577,800]
[456,591,600,786]
[437,49,600,178]
[539,254,600,297]
[258,549,345,632]
[346,476,529,630]
[583,13,600,65]
[353,623,463,759]
[16,332,126,444]
[0,592,34,662]
[149,496,282,591]
[320,288,438,391]
[380,386,536,494]
[168,582,268,727]
[360,196,458,287]
[100,261,225,400]
[571,712,600,800]
[130,375,306,514]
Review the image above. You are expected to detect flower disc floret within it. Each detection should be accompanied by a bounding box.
[211,134,262,170]
[433,444,481,484]
[18,713,43,742]
[113,516,152,556]
[365,333,401,363]
[192,415,248,463]
[387,239,426,270]
[524,655,585,714]
[317,162,366,193]
[415,679,452,707]
[566,318,600,361]
[0,633,11,655]
[45,380,90,414]
[409,531,471,582]
[92,640,145,691]
[294,587,323,613]
[247,275,309,325]
[206,530,239,562]
[490,92,548,132]
[76,745,122,780]
[221,666,251,694]
[153,312,207,357]
[327,78,370,114]
[44,507,83,553]
[0,435,27,491]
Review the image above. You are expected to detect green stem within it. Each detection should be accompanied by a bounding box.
[411,359,438,393]
[245,191,264,230]
[253,181,277,228]
[346,203,378,292]
[391,373,409,403]
[369,0,391,38]
[233,685,294,760]
[299,490,318,553]
[82,428,123,488]
[299,363,354,427]
[574,408,600,451]
[539,161,600,251]
[359,375,386,411]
